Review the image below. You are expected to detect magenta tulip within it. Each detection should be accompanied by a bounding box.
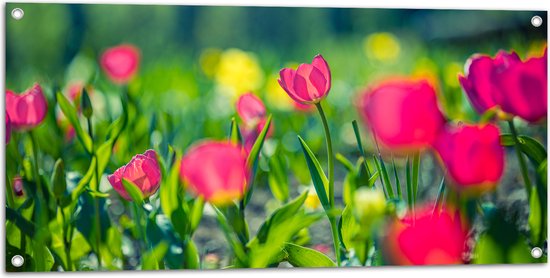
[108,149,161,201]
[180,141,249,205]
[236,93,266,125]
[6,83,48,130]
[433,123,504,194]
[100,44,140,84]
[385,206,467,265]
[236,93,273,153]
[459,48,547,122]
[278,54,331,105]
[358,78,446,152]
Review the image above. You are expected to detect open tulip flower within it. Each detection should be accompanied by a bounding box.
[6,83,48,131]
[384,206,467,265]
[180,141,250,206]
[278,54,331,105]
[433,123,504,194]
[459,48,547,123]
[108,149,162,201]
[358,78,446,152]
[100,44,141,84]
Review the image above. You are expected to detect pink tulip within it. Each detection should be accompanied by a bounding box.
[100,44,140,84]
[459,48,547,122]
[108,149,161,201]
[180,141,249,205]
[433,123,504,194]
[358,78,446,152]
[6,83,48,130]
[278,54,331,105]
[236,93,266,125]
[384,206,467,265]
[236,93,273,153]
[6,113,11,144]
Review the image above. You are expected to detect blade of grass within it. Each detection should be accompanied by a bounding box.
[391,156,402,199]
[373,155,393,199]
[406,156,413,211]
[412,152,420,205]
[432,176,446,216]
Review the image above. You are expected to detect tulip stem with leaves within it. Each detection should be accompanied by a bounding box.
[314,102,341,266]
[29,131,48,270]
[82,89,103,269]
[507,119,533,199]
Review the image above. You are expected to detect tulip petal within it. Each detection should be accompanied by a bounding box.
[236,93,266,124]
[311,54,331,92]
[294,63,327,102]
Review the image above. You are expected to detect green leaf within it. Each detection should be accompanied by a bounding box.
[246,114,272,169]
[122,179,144,204]
[283,242,335,267]
[6,207,36,237]
[391,156,402,199]
[412,152,420,204]
[160,153,181,221]
[373,155,393,199]
[142,241,169,270]
[243,115,272,207]
[212,206,248,264]
[268,153,289,202]
[190,197,204,233]
[406,156,412,210]
[51,159,66,198]
[256,191,309,243]
[70,156,97,201]
[229,117,243,145]
[352,120,373,179]
[500,134,547,166]
[56,92,93,154]
[528,186,542,246]
[184,240,200,269]
[297,136,330,211]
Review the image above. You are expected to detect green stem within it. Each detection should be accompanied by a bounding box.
[87,117,103,269]
[29,131,46,270]
[328,217,341,267]
[507,120,532,200]
[59,205,72,271]
[315,103,334,205]
[315,103,340,266]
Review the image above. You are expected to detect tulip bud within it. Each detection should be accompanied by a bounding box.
[81,87,93,119]
[100,44,141,84]
[51,159,67,198]
[108,149,162,201]
[6,83,48,130]
[352,187,386,228]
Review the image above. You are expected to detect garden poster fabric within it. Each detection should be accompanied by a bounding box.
[4,3,548,272]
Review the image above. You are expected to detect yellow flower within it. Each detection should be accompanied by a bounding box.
[363,32,401,63]
[265,73,294,111]
[304,190,321,210]
[215,48,264,100]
